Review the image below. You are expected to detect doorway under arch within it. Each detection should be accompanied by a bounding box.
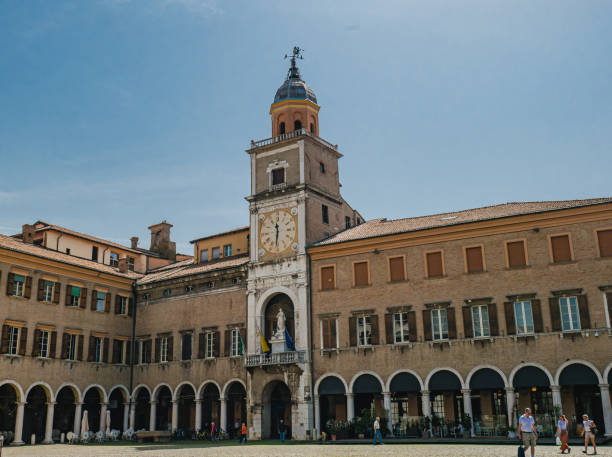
[54,386,76,435]
[108,388,126,431]
[226,382,246,439]
[155,386,172,432]
[0,384,19,443]
[262,381,292,439]
[23,385,48,443]
[134,388,150,431]
[559,363,604,436]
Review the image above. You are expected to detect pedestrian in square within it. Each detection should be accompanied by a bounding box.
[240,422,247,444]
[210,421,216,442]
[372,416,383,445]
[581,414,597,455]
[278,418,286,442]
[556,414,570,454]
[518,408,538,457]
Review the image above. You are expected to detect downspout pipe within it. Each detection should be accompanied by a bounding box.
[307,251,316,439]
[129,281,138,401]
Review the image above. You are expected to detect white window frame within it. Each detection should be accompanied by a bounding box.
[431,308,449,341]
[42,281,54,303]
[205,332,214,358]
[200,249,209,262]
[8,326,20,355]
[393,312,410,344]
[13,275,25,297]
[224,244,232,257]
[160,336,168,363]
[514,301,534,335]
[212,247,221,260]
[94,337,103,363]
[471,305,490,338]
[70,287,81,307]
[127,257,135,272]
[357,315,372,346]
[67,333,77,361]
[110,252,119,267]
[39,330,49,358]
[119,296,128,315]
[559,296,581,331]
[96,291,105,312]
[230,328,241,357]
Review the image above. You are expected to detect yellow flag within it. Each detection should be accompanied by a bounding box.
[258,329,271,354]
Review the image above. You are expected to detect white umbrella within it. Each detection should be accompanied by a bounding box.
[81,410,89,439]
[106,410,111,435]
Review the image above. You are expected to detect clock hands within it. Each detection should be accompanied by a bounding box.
[275,222,279,247]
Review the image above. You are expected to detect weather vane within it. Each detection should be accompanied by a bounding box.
[284,46,303,79]
[284,46,304,61]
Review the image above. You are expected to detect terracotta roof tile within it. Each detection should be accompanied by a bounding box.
[137,255,249,285]
[312,198,612,247]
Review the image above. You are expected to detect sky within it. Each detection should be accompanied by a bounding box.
[1,0,611,254]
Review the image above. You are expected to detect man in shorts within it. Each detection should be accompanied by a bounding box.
[518,407,538,457]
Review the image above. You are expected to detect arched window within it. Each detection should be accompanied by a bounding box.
[310,123,314,133]
[279,122,286,134]
[294,120,302,131]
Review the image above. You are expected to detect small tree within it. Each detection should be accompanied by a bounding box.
[461,414,472,437]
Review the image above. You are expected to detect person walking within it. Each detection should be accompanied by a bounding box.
[581,414,597,455]
[210,421,216,442]
[373,416,383,445]
[556,414,570,454]
[240,422,247,444]
[278,418,286,442]
[518,408,538,457]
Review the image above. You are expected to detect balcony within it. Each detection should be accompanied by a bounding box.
[249,128,337,151]
[245,350,307,367]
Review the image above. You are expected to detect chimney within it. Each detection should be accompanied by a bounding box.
[22,224,35,244]
[147,221,176,260]
[130,236,139,249]
[118,257,128,273]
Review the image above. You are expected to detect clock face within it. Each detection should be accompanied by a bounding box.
[260,210,297,254]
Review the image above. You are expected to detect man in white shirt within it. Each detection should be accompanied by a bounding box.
[372,416,383,445]
[518,408,538,457]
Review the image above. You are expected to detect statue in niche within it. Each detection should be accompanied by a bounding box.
[275,308,286,337]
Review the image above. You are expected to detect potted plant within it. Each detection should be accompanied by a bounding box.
[461,414,472,438]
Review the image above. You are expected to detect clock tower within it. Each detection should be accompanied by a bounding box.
[245,48,361,440]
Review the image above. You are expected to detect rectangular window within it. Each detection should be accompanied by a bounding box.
[559,296,581,331]
[550,234,572,263]
[39,330,50,358]
[12,274,25,297]
[127,257,135,272]
[353,261,369,286]
[182,333,192,360]
[471,305,490,338]
[465,246,484,273]
[432,394,445,417]
[119,296,128,315]
[319,162,325,173]
[321,318,337,349]
[160,336,168,363]
[94,337,103,363]
[345,216,351,229]
[92,246,98,262]
[388,256,405,282]
[272,168,285,186]
[357,315,372,346]
[205,332,214,358]
[322,205,329,224]
[70,286,81,307]
[393,312,410,343]
[320,266,335,290]
[223,244,232,257]
[431,309,448,341]
[8,326,19,355]
[514,301,534,335]
[66,334,77,361]
[200,249,209,262]
[507,240,527,268]
[230,329,242,357]
[110,252,119,268]
[42,281,54,303]
[426,251,444,278]
[212,247,220,260]
[96,291,106,312]
[116,340,125,364]
[597,229,612,257]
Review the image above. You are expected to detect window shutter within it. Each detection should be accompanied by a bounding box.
[321,319,329,349]
[0,325,9,353]
[607,293,612,326]
[577,295,590,329]
[426,252,443,277]
[37,279,45,301]
[126,340,132,365]
[385,314,393,344]
[240,328,246,353]
[23,276,32,299]
[598,229,612,257]
[551,235,572,262]
[549,297,562,332]
[466,247,484,273]
[224,330,231,356]
[213,331,220,357]
[329,319,337,348]
[128,297,134,317]
[90,291,97,311]
[447,307,457,339]
[32,329,41,357]
[530,299,542,333]
[88,336,95,362]
[115,295,121,314]
[488,303,499,336]
[105,293,111,313]
[19,328,27,356]
[167,336,174,361]
[423,310,432,341]
[65,285,72,305]
[507,241,526,267]
[321,267,335,290]
[462,306,473,338]
[353,262,369,286]
[49,331,57,358]
[370,314,379,345]
[504,302,516,335]
[348,316,357,346]
[112,340,119,364]
[6,273,15,295]
[77,335,84,361]
[61,333,69,359]
[407,311,417,342]
[53,282,61,304]
[102,337,109,363]
[198,333,205,358]
[80,288,87,309]
[389,257,405,281]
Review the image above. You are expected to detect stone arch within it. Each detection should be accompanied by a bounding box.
[221,378,245,399]
[54,382,82,403]
[82,383,108,403]
[554,359,603,385]
[198,380,223,399]
[152,382,173,401]
[25,381,53,401]
[349,371,385,394]
[131,384,152,402]
[255,286,300,323]
[108,384,129,402]
[315,373,349,395]
[385,369,424,392]
[509,363,554,388]
[425,367,466,390]
[0,379,25,402]
[173,381,197,401]
[604,361,612,385]
[466,365,509,389]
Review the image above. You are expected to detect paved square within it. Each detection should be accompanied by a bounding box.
[0,443,610,457]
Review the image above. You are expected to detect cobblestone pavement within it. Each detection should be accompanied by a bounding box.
[1,442,610,457]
